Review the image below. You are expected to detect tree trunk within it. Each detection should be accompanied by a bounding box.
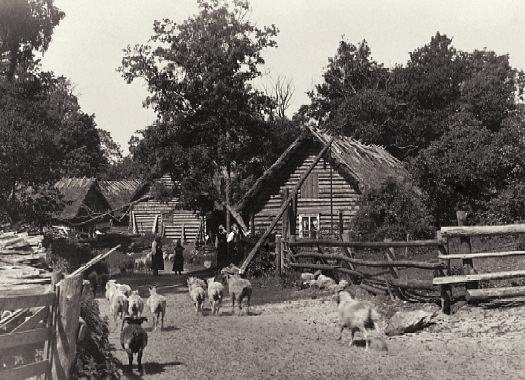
[8,45,18,81]
[225,161,231,233]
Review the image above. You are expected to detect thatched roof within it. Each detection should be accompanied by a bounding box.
[54,177,103,220]
[235,126,410,214]
[99,180,144,211]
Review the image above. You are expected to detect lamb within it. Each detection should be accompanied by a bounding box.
[146,286,166,331]
[128,290,145,317]
[105,279,118,301]
[221,267,252,315]
[336,290,386,352]
[187,278,206,314]
[206,277,224,315]
[120,316,148,374]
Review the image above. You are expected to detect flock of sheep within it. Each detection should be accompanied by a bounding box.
[103,265,387,374]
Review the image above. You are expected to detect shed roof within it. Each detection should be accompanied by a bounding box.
[54,177,99,220]
[99,179,144,211]
[235,126,411,213]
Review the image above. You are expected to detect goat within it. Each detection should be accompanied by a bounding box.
[146,286,166,331]
[120,316,148,374]
[187,278,206,314]
[128,290,144,317]
[206,277,224,315]
[336,290,386,351]
[221,267,252,315]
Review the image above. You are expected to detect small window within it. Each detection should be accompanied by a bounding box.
[300,172,319,198]
[299,214,319,239]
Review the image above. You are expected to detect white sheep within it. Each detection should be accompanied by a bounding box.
[206,277,224,315]
[117,284,132,297]
[187,278,206,314]
[146,286,166,331]
[110,291,129,330]
[105,279,118,301]
[221,267,252,316]
[187,276,207,290]
[336,290,386,351]
[128,290,145,317]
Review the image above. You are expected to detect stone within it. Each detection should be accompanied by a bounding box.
[385,310,436,336]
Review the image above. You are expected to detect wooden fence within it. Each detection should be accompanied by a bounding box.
[279,232,444,301]
[0,245,119,379]
[434,223,525,313]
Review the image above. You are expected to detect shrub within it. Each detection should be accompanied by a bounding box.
[73,293,120,379]
[351,177,435,241]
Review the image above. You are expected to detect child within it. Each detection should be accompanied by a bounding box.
[172,239,184,275]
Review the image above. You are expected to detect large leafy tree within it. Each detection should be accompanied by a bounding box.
[0,0,64,80]
[120,0,278,227]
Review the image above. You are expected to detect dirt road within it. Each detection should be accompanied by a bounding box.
[100,282,525,380]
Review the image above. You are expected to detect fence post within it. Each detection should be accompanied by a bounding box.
[383,238,404,299]
[436,230,451,314]
[52,274,82,380]
[275,234,282,276]
[456,210,477,290]
[338,210,343,237]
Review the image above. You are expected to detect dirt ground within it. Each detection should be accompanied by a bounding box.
[98,272,525,380]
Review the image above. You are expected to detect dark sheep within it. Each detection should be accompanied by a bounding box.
[120,316,148,373]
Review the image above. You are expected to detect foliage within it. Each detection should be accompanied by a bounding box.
[73,293,120,379]
[351,177,434,241]
[46,236,94,271]
[0,0,64,80]
[120,0,278,213]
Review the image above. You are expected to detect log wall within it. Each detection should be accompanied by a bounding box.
[253,143,360,235]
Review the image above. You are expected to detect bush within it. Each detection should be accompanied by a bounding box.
[73,293,120,379]
[351,177,435,241]
[46,236,93,273]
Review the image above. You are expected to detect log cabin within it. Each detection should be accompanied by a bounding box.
[129,174,205,242]
[98,179,144,231]
[235,127,411,238]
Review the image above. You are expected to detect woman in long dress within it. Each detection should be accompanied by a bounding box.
[172,239,184,275]
[151,235,164,276]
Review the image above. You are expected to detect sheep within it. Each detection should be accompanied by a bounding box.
[117,283,132,297]
[335,290,386,352]
[146,286,166,331]
[128,290,145,317]
[105,279,118,301]
[221,267,252,316]
[110,291,129,330]
[120,316,148,374]
[206,277,224,315]
[187,278,206,314]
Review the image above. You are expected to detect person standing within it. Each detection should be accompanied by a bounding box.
[216,225,228,267]
[173,239,184,275]
[151,235,164,276]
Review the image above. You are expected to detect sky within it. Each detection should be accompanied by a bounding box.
[41,0,525,154]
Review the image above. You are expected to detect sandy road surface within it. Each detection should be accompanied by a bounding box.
[98,280,525,380]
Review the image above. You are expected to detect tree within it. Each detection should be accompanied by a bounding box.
[120,0,278,226]
[0,0,64,80]
[97,129,123,165]
[266,75,294,120]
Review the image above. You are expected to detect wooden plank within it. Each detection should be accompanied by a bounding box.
[289,263,341,271]
[293,252,444,269]
[438,251,525,260]
[440,223,525,237]
[0,292,55,311]
[0,327,50,349]
[288,239,445,248]
[239,138,334,274]
[11,306,48,333]
[67,245,120,277]
[0,359,49,380]
[433,270,525,285]
[466,286,525,302]
[52,274,82,380]
[223,202,249,235]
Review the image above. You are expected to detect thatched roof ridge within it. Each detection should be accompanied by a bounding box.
[54,177,99,220]
[99,179,144,211]
[235,126,411,214]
